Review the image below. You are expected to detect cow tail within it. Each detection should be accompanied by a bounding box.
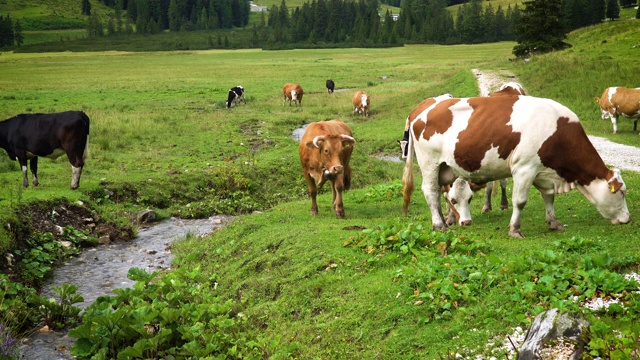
[82,112,91,161]
[402,135,414,215]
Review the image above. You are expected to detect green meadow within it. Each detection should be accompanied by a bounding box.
[2,13,640,358]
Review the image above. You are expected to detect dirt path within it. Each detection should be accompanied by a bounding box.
[473,69,640,173]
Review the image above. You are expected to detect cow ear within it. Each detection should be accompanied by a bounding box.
[607,169,625,193]
[305,141,316,149]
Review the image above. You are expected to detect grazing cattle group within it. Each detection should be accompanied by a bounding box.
[226,85,246,108]
[352,90,370,117]
[0,111,90,190]
[402,94,630,237]
[1,75,634,239]
[595,86,640,134]
[298,119,355,218]
[283,83,304,106]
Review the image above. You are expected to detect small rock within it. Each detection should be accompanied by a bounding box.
[518,308,589,360]
[98,235,111,245]
[137,209,157,224]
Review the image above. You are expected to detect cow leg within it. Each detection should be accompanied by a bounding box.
[540,191,564,231]
[482,181,493,213]
[331,176,346,218]
[611,115,618,134]
[29,156,39,187]
[303,173,319,215]
[499,178,509,210]
[420,172,447,230]
[16,153,30,188]
[508,175,535,238]
[634,119,638,132]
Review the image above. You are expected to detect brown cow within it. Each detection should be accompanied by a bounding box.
[283,83,304,106]
[595,87,640,134]
[352,90,370,117]
[299,120,355,218]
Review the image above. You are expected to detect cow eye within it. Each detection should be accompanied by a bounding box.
[450,199,457,205]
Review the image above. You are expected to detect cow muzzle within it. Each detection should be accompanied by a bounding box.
[329,165,344,174]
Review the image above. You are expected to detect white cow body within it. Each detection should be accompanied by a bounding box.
[403,95,630,238]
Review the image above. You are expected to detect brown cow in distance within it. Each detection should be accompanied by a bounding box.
[283,83,304,106]
[595,87,640,134]
[299,119,355,218]
[352,90,370,117]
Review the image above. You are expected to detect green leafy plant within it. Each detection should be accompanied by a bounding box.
[36,284,84,330]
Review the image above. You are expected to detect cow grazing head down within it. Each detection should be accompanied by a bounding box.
[402,95,630,238]
[299,120,355,218]
[594,87,640,134]
[0,111,90,190]
[443,178,475,226]
[352,90,370,117]
[326,79,335,94]
[283,83,304,106]
[226,85,245,108]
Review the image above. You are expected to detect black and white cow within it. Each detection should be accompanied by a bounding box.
[326,79,335,94]
[226,85,246,108]
[0,111,90,189]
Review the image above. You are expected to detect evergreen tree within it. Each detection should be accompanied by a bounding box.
[513,0,569,57]
[637,0,640,19]
[115,0,124,33]
[82,0,92,15]
[620,0,636,7]
[87,13,104,37]
[0,15,14,47]
[13,19,23,46]
[606,0,620,20]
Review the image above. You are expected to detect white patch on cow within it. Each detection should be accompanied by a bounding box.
[361,95,368,107]
[71,165,82,189]
[291,90,298,101]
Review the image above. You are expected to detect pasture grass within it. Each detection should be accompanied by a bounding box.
[1,16,640,357]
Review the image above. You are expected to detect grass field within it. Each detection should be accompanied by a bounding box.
[2,14,640,358]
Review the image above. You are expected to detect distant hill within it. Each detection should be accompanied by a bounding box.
[1,0,113,30]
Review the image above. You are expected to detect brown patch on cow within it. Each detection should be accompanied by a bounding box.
[538,117,609,184]
[453,97,520,172]
[421,98,460,141]
[608,174,624,193]
[408,98,437,142]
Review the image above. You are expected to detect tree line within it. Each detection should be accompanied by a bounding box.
[0,15,24,47]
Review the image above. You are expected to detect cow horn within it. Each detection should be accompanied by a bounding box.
[312,136,325,148]
[341,134,356,143]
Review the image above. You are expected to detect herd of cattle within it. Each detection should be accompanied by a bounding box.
[1,80,638,238]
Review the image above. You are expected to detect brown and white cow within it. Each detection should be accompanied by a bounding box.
[299,119,355,218]
[402,95,630,238]
[352,90,370,117]
[595,87,640,134]
[0,111,90,189]
[283,83,304,106]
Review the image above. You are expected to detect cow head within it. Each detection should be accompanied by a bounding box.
[291,90,298,102]
[579,168,630,225]
[444,178,474,226]
[307,134,355,177]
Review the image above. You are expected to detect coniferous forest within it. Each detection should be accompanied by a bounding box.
[0,0,636,51]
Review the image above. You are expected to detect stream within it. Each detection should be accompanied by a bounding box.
[18,215,232,360]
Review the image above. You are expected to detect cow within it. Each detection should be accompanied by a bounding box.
[489,82,527,97]
[299,119,355,218]
[326,79,335,94]
[402,95,630,238]
[594,87,640,134]
[283,83,304,106]
[226,85,246,108]
[352,90,370,117]
[0,111,90,190]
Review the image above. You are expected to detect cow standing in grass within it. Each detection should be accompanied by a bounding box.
[299,119,355,218]
[352,90,370,117]
[0,111,90,189]
[595,87,640,134]
[402,95,630,238]
[226,85,246,108]
[283,83,304,106]
[326,79,335,94]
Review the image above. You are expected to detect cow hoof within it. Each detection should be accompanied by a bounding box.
[547,220,565,231]
[508,230,525,238]
[336,212,345,219]
[481,206,491,213]
[433,224,448,231]
[500,205,509,211]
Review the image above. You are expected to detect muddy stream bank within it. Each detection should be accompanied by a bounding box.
[19,215,232,360]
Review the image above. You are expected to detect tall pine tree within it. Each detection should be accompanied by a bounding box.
[513,0,570,57]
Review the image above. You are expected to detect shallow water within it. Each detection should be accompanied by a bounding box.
[18,216,232,360]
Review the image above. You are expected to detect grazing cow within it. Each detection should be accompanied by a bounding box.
[352,90,370,117]
[0,111,90,190]
[594,87,640,134]
[283,83,304,106]
[402,95,630,238]
[299,119,355,218]
[226,85,246,108]
[326,79,335,94]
